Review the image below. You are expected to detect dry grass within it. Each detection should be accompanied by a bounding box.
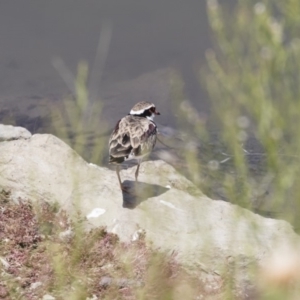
[0,189,218,300]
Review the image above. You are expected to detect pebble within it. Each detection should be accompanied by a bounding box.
[30,281,42,290]
[42,295,56,300]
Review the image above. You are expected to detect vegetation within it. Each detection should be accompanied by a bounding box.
[204,0,300,226]
[203,0,300,298]
[2,0,300,299]
[0,191,210,300]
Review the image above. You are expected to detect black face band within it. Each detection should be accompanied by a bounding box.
[132,108,152,118]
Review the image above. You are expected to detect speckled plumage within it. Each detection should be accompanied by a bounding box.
[109,101,160,193]
[109,115,157,164]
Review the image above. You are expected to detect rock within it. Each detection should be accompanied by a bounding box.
[42,294,56,300]
[86,295,98,300]
[0,257,10,269]
[58,228,74,242]
[0,127,300,293]
[30,281,42,290]
[0,124,31,141]
[132,229,145,241]
[99,276,113,287]
[99,276,141,288]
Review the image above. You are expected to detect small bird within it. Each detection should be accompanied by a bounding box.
[109,101,160,193]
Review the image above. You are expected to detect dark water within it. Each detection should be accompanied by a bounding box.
[0,0,217,178]
[0,0,212,132]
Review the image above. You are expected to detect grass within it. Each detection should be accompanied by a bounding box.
[0,189,223,300]
[204,0,300,228]
[2,0,300,299]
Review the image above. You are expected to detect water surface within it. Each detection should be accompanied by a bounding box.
[0,0,212,133]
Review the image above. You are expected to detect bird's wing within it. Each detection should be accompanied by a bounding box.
[109,116,157,160]
[109,118,132,159]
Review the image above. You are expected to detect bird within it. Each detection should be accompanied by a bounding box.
[109,101,160,193]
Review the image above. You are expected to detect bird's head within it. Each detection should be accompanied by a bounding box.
[129,101,160,121]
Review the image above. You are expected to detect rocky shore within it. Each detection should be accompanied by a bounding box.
[1,124,300,299]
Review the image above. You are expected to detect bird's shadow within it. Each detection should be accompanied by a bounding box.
[122,180,169,209]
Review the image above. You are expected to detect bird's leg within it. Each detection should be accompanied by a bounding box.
[116,165,130,193]
[116,165,123,188]
[135,163,140,182]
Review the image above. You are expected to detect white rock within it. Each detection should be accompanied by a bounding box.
[86,208,106,219]
[0,256,10,269]
[0,126,299,292]
[132,229,145,241]
[0,124,31,141]
[59,228,74,241]
[160,200,183,212]
[86,295,98,300]
[30,281,42,290]
[42,294,56,300]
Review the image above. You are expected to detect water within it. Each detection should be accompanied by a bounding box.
[0,0,212,133]
[0,0,216,175]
